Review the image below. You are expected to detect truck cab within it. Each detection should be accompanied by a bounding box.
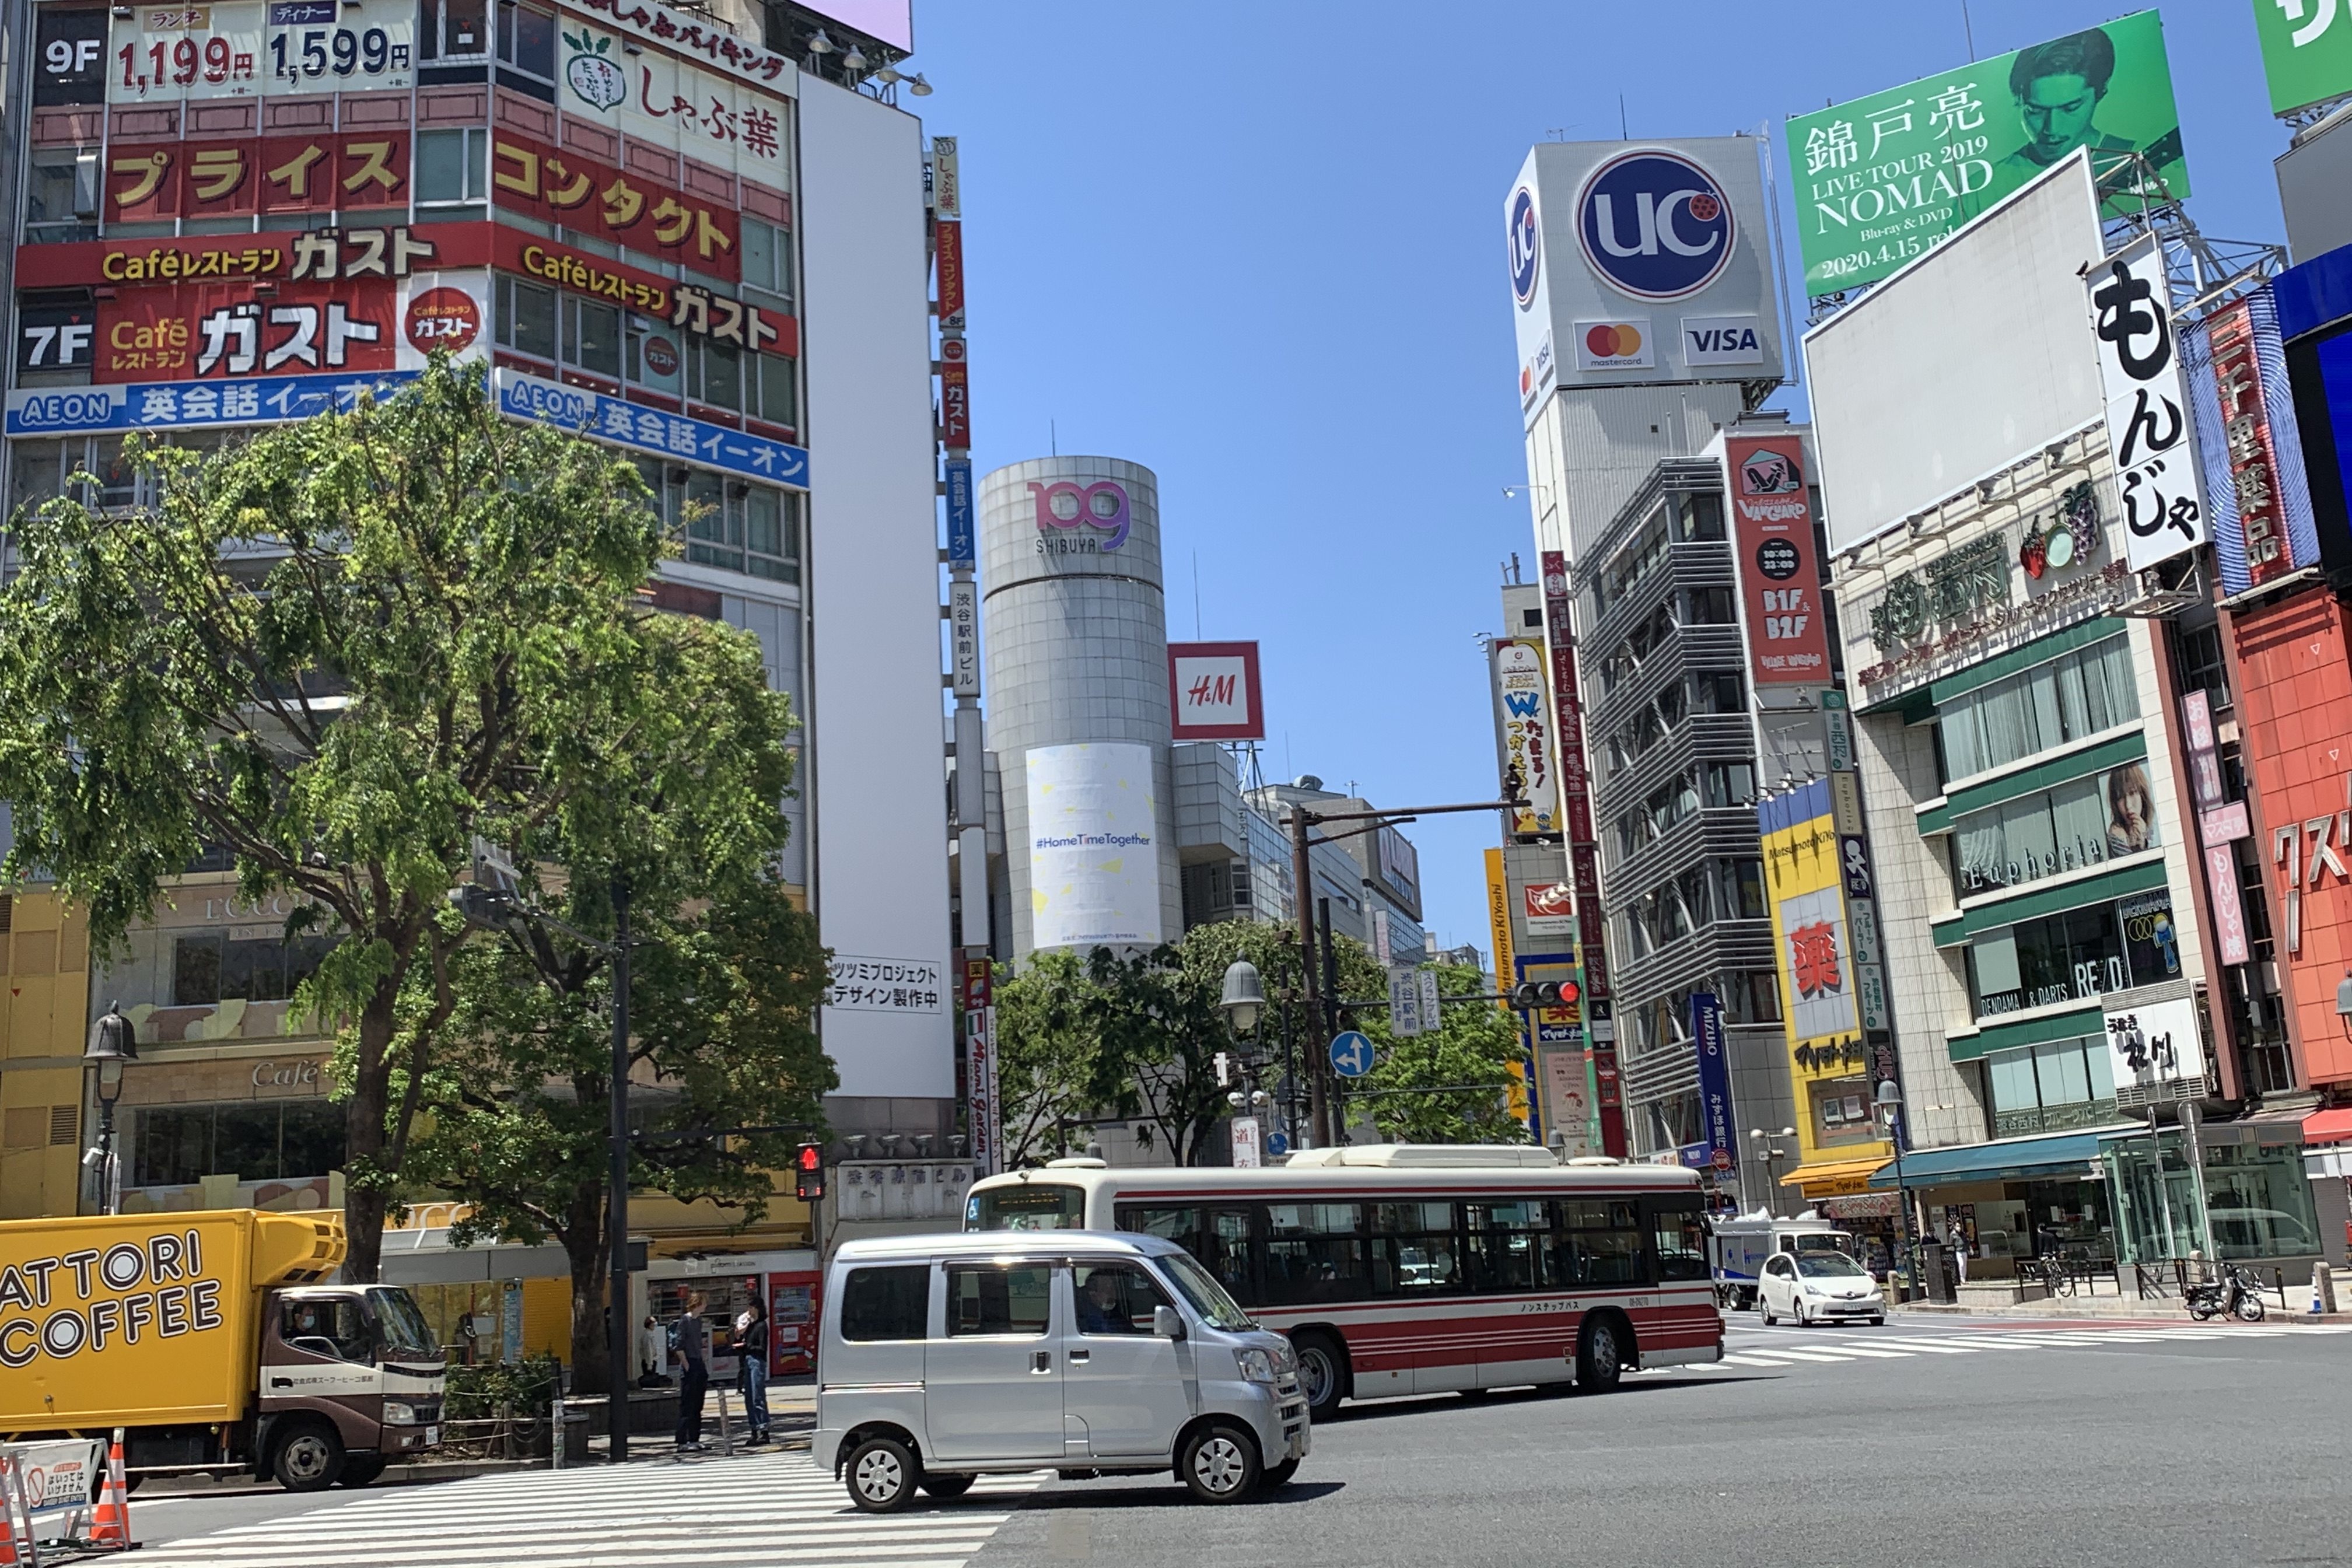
[260,1285,446,1489]
[1709,1211,1856,1310]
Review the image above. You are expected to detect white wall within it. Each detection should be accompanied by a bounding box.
[797,79,953,1100]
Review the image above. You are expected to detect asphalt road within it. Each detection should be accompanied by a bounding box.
[977,1315,2352,1568]
[123,1316,2352,1567]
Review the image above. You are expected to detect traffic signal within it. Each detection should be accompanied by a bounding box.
[793,1141,825,1203]
[1511,979,1582,1010]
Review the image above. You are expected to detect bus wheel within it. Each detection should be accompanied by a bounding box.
[1576,1317,1628,1394]
[1292,1332,1348,1418]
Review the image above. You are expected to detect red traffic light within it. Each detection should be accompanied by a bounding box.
[793,1141,825,1202]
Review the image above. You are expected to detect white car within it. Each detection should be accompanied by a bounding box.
[1757,1249,1885,1327]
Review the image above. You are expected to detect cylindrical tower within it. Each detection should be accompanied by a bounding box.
[979,456,1181,960]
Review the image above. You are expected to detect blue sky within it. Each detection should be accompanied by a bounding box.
[909,2,2292,961]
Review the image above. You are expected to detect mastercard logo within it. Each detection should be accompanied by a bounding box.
[1584,322,1643,358]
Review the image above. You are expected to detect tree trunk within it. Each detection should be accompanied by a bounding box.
[340,991,400,1283]
[564,1191,610,1395]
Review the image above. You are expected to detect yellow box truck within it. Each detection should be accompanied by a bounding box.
[0,1210,445,1490]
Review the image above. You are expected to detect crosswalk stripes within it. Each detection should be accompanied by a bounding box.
[1703,1322,2352,1378]
[127,1450,1042,1568]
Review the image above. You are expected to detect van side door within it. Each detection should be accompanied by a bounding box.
[1062,1259,1191,1460]
[924,1260,1063,1465]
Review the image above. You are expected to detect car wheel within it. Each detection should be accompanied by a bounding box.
[919,1473,975,1500]
[1867,1315,1886,1327]
[846,1436,919,1513]
[335,1456,387,1489]
[1791,1300,1810,1328]
[271,1419,345,1493]
[1291,1332,1347,1419]
[1261,1457,1300,1490]
[1576,1317,1626,1393]
[1179,1422,1262,1504]
[1760,1296,1777,1326]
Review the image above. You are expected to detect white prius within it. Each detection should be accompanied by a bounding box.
[813,1230,1311,1511]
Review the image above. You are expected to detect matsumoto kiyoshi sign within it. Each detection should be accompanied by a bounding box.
[1785,11,2190,299]
[1576,148,1737,302]
[2253,0,2352,116]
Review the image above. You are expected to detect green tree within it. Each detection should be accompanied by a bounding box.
[1348,964,1531,1145]
[0,358,725,1281]
[992,950,1107,1167]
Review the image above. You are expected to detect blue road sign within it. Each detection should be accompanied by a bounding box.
[1265,1131,1290,1158]
[1329,1030,1375,1079]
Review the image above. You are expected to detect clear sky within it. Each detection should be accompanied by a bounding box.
[908,1,2292,964]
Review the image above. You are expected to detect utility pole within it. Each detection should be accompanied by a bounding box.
[1287,804,1325,1149]
[606,877,632,1465]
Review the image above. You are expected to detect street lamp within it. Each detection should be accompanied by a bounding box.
[1875,1080,1916,1301]
[1219,959,1265,1035]
[2334,970,2352,1038]
[84,1001,138,1216]
[1748,1126,1793,1212]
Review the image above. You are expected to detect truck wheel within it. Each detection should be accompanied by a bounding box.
[337,1456,387,1488]
[272,1419,346,1492]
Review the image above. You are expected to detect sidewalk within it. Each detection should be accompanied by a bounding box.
[1898,1291,2352,1324]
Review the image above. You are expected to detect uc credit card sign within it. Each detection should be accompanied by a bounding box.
[494,369,808,490]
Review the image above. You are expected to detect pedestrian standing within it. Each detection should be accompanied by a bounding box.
[735,1294,772,1445]
[639,1314,667,1386]
[673,1292,710,1454]
[1947,1221,1969,1285]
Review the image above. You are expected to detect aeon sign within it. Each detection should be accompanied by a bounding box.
[1576,149,1736,302]
[1030,478,1131,552]
[1507,186,1541,309]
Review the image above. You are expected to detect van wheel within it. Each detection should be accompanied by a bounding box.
[1291,1332,1346,1419]
[272,1420,345,1492]
[337,1457,386,1488]
[846,1436,919,1513]
[1178,1422,1261,1503]
[1576,1317,1627,1394]
[919,1473,975,1500]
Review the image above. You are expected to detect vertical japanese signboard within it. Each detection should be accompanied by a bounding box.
[961,956,999,1176]
[2206,298,2294,587]
[1490,639,1556,838]
[2090,232,2207,572]
[1725,433,1833,687]
[1689,992,1736,1174]
[1541,548,1619,1156]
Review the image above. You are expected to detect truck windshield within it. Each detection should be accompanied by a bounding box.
[1158,1254,1253,1332]
[370,1289,441,1358]
[1794,1254,1870,1280]
[1790,1233,1853,1256]
[966,1184,1086,1230]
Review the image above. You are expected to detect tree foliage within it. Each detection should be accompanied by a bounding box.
[0,358,769,1280]
[1349,964,1531,1145]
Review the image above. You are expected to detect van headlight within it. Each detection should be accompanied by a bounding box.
[383,1401,421,1426]
[1236,1348,1279,1384]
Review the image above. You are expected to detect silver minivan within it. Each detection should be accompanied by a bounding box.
[814,1230,1311,1511]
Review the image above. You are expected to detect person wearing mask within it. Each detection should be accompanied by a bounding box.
[734,1294,772,1446]
[1947,1221,1971,1286]
[673,1292,710,1454]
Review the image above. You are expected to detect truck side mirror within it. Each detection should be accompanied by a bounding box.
[1152,1305,1186,1340]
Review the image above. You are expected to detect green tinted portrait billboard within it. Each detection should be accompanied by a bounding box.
[1786,11,2190,299]
[2253,0,2352,116]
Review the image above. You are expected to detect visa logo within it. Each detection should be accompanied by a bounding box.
[1681,314,1766,368]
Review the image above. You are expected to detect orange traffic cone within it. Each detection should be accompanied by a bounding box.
[86,1429,131,1549]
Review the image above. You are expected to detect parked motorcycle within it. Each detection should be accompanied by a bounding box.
[2185,1264,2267,1322]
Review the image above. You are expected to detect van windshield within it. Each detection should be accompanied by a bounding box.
[967,1183,1086,1231]
[1159,1253,1254,1332]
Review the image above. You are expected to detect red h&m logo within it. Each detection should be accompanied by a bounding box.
[1168,641,1264,742]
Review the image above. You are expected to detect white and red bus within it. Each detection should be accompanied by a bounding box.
[963,1144,1722,1418]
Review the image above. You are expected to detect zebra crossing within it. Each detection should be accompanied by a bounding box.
[128,1450,1042,1568]
[1706,1321,2352,1373]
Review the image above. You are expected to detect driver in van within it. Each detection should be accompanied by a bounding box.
[1077,1270,1132,1334]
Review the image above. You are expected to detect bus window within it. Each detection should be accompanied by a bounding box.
[1555,1199,1647,1286]
[967,1182,1086,1231]
[1646,1200,1710,1282]
[1114,1205,1201,1251]
[1203,1208,1256,1301]
[1370,1202,1460,1295]
[1466,1201,1551,1292]
[1264,1203,1370,1304]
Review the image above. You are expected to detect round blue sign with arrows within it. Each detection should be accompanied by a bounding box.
[1329,1030,1375,1079]
[1265,1131,1290,1158]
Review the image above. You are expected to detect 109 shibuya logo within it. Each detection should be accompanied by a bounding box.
[1030,478,1131,551]
[1576,149,1737,302]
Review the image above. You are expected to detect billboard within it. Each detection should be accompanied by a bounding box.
[106,0,415,104]
[2184,286,2319,596]
[2103,995,2207,1092]
[1786,12,2190,299]
[1504,136,1784,423]
[1804,152,2106,554]
[2253,0,2352,116]
[1724,431,1832,687]
[1167,641,1264,741]
[551,13,794,181]
[1025,743,1163,951]
[795,0,911,52]
[2089,233,2207,572]
[490,132,741,281]
[1490,638,1558,838]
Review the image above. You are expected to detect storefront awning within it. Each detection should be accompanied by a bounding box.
[1781,1154,1891,1196]
[2304,1108,2352,1145]
[1864,1130,2106,1189]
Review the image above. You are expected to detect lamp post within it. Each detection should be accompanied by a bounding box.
[83,1001,138,1216]
[1220,960,1273,1161]
[1748,1126,1793,1214]
[1875,1080,1915,1301]
[2336,970,2352,1038]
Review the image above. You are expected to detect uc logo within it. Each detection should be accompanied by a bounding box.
[1030,479,1130,550]
[1507,186,1541,309]
[1576,149,1736,302]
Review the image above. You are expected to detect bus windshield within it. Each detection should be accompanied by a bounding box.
[967,1182,1086,1230]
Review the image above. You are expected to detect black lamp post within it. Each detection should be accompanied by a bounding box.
[1875,1079,1916,1300]
[84,1000,138,1216]
[1220,960,1273,1160]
